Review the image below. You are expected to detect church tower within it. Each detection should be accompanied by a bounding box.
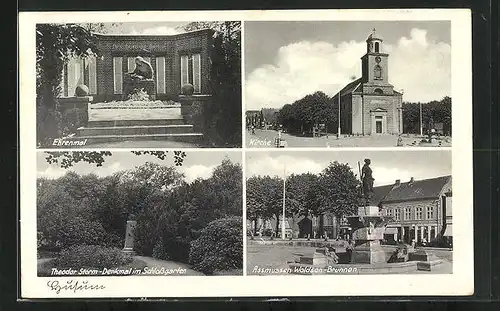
[361,29,389,85]
[338,29,403,136]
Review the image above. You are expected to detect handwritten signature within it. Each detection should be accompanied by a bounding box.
[47,280,106,294]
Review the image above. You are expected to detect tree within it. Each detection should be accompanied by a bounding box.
[402,97,452,135]
[179,22,242,147]
[277,91,337,135]
[36,24,98,146]
[317,161,362,236]
[285,173,321,238]
[78,23,120,34]
[44,151,187,168]
[246,176,269,235]
[245,175,283,234]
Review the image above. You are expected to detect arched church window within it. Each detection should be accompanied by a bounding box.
[374,65,382,80]
[375,42,380,52]
[374,88,383,94]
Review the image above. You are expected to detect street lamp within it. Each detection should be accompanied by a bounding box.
[282,165,286,240]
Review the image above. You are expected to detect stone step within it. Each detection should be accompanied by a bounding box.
[77,124,194,136]
[76,133,204,145]
[87,119,185,127]
[88,107,182,121]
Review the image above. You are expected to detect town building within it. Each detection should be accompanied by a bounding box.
[59,29,214,102]
[333,29,403,135]
[377,176,452,245]
[247,175,453,247]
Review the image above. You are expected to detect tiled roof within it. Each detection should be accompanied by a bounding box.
[372,184,394,206]
[375,176,451,203]
[332,78,363,99]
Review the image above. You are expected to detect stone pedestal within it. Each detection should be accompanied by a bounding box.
[347,205,393,265]
[57,96,92,133]
[411,249,444,271]
[178,94,213,133]
[122,220,137,255]
[123,79,155,100]
[299,248,338,266]
[351,240,387,264]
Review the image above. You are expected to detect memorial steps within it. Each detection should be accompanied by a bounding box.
[74,105,204,145]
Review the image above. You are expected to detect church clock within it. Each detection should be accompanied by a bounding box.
[375,56,381,63]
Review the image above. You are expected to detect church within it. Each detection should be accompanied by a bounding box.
[334,30,403,135]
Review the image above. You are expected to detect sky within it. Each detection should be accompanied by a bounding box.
[37,151,242,182]
[93,22,195,35]
[245,21,451,110]
[246,150,451,187]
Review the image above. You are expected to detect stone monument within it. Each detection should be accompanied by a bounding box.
[347,159,393,264]
[123,56,155,100]
[122,214,137,255]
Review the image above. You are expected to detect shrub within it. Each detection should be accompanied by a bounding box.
[53,245,133,270]
[189,216,243,274]
[152,239,169,261]
[57,217,110,249]
[162,236,192,263]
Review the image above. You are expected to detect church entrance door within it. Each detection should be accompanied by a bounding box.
[376,120,382,133]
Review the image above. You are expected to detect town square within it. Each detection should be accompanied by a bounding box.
[246,151,452,275]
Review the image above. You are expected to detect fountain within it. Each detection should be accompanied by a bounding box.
[284,158,448,275]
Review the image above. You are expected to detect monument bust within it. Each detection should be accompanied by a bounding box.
[361,158,375,204]
[123,57,155,99]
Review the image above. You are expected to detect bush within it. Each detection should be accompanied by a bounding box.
[163,236,192,263]
[152,239,169,261]
[189,216,243,274]
[53,245,133,270]
[57,217,110,250]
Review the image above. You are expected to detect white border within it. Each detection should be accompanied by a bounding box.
[20,9,472,298]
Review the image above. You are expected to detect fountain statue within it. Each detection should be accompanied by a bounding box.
[346,159,393,264]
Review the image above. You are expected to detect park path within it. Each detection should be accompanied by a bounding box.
[134,256,205,276]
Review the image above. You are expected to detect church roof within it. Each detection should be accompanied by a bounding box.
[332,78,363,99]
[375,175,452,204]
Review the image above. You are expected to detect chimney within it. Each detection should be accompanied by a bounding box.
[392,179,401,190]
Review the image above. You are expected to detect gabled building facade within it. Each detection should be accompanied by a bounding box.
[377,175,452,245]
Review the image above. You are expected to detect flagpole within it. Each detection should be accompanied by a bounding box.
[419,102,423,136]
[282,165,286,240]
[337,90,341,138]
